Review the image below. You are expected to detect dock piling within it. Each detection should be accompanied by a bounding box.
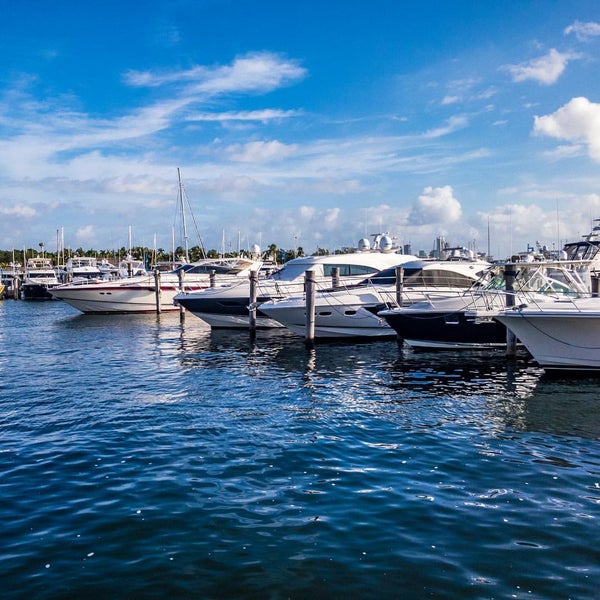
[249,270,258,337]
[395,266,404,307]
[504,265,517,356]
[154,269,161,314]
[305,269,316,344]
[331,267,340,289]
[178,268,185,321]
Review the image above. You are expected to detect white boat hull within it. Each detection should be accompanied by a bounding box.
[497,300,600,370]
[194,312,284,329]
[52,282,206,313]
[260,290,395,338]
[51,277,208,314]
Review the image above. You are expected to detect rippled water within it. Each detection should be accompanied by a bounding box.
[1,300,599,599]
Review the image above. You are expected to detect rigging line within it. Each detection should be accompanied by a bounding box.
[173,174,206,260]
[515,311,600,350]
[181,182,207,260]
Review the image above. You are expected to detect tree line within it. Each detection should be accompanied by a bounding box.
[0,243,353,268]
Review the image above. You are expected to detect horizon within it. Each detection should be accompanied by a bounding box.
[1,1,600,258]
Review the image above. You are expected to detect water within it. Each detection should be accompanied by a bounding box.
[1,300,599,599]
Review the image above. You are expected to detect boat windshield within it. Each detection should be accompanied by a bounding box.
[369,265,486,288]
[562,241,600,261]
[484,265,581,296]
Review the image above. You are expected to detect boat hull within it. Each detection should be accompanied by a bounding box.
[175,293,283,328]
[381,310,507,349]
[260,297,395,339]
[52,282,208,313]
[21,283,57,301]
[497,306,600,370]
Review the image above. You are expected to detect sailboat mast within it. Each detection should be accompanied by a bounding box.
[178,168,190,263]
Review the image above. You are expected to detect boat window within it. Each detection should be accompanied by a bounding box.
[271,263,315,281]
[403,269,478,288]
[563,242,600,261]
[323,264,378,277]
[183,264,239,275]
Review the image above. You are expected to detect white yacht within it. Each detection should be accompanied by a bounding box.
[258,253,491,339]
[174,235,417,329]
[51,257,262,314]
[21,258,60,300]
[0,263,22,299]
[379,260,589,348]
[65,256,104,282]
[496,297,600,371]
[377,221,600,349]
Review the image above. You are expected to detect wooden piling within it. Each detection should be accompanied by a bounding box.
[178,268,185,321]
[331,266,340,289]
[154,269,161,314]
[504,265,517,356]
[395,266,404,307]
[249,270,258,337]
[305,269,316,343]
[210,269,216,288]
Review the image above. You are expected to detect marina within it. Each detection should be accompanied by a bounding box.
[0,297,599,598]
[2,3,600,597]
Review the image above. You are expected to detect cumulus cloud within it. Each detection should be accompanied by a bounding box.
[533,97,600,162]
[408,186,462,225]
[503,49,578,85]
[324,207,340,225]
[564,20,600,41]
[299,206,316,219]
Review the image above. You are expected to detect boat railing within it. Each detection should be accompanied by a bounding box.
[505,292,595,315]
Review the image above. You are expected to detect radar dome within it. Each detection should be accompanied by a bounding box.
[358,238,371,252]
[379,235,393,252]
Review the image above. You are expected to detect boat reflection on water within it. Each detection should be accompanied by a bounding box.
[514,376,600,440]
[175,323,600,439]
[64,305,594,442]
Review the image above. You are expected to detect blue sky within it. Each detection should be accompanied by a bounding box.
[1,0,600,258]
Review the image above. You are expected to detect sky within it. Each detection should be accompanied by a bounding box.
[1,0,600,259]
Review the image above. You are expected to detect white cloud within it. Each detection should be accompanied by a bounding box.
[324,207,340,225]
[0,203,37,218]
[533,97,600,163]
[481,197,600,257]
[441,95,460,105]
[542,144,584,161]
[422,116,468,138]
[408,186,462,225]
[564,20,600,41]
[187,109,301,123]
[503,49,578,85]
[75,225,96,245]
[124,52,307,96]
[299,206,316,219]
[226,140,298,163]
